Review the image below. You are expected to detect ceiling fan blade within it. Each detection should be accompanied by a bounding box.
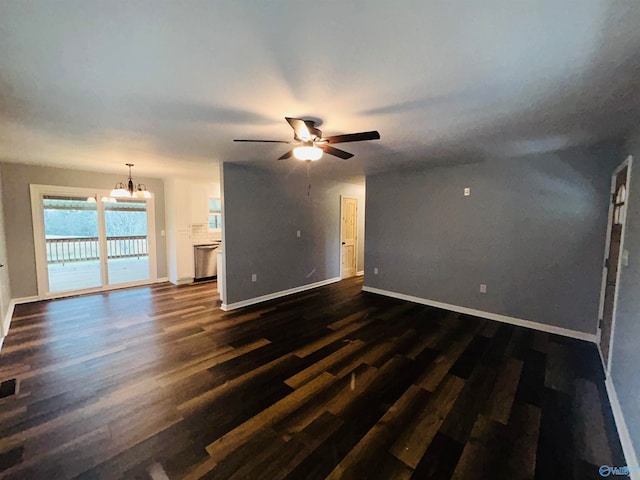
[325,130,380,144]
[234,139,291,143]
[285,117,312,141]
[278,150,294,160]
[322,145,354,160]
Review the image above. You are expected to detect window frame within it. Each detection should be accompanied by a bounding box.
[208,197,222,232]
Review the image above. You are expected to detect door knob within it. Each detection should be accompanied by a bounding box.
[341,242,346,245]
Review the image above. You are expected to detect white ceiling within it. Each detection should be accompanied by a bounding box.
[1,0,639,181]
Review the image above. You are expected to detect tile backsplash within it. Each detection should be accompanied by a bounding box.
[191,224,222,244]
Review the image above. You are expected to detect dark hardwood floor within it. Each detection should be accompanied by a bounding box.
[0,277,627,479]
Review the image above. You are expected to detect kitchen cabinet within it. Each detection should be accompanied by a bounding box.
[166,178,220,285]
[175,229,194,280]
[190,184,209,225]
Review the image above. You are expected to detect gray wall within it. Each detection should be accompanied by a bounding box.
[364,144,619,334]
[0,162,167,298]
[610,135,640,456]
[222,163,365,305]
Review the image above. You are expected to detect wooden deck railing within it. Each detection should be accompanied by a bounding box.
[46,236,148,264]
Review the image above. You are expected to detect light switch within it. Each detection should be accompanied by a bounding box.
[622,249,629,267]
[480,284,487,293]
[297,230,301,238]
[374,267,379,275]
[251,273,257,282]
[464,187,471,196]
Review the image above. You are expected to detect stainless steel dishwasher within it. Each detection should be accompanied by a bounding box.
[194,243,220,280]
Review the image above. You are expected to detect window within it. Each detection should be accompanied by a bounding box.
[613,184,626,225]
[209,198,222,230]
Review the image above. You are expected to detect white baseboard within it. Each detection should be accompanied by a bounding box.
[12,295,40,305]
[2,295,40,340]
[221,277,341,311]
[156,277,169,283]
[597,343,609,378]
[174,278,194,286]
[356,271,364,276]
[605,377,640,479]
[361,286,597,343]
[0,299,18,349]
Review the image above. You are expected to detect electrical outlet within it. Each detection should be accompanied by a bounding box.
[464,187,471,196]
[480,284,487,294]
[296,230,301,238]
[251,273,257,282]
[374,267,379,275]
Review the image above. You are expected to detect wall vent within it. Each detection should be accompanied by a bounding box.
[0,378,17,399]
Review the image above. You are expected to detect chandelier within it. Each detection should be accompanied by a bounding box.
[111,163,151,198]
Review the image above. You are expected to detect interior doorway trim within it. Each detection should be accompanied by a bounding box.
[339,196,358,279]
[30,184,158,299]
[596,155,633,376]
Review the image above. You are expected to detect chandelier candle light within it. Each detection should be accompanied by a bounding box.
[86,192,116,203]
[111,163,151,198]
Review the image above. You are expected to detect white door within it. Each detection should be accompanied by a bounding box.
[341,197,358,279]
[598,155,632,372]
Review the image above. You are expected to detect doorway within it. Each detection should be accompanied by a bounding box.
[598,155,632,372]
[31,185,157,297]
[340,197,358,279]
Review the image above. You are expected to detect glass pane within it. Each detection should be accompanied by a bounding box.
[104,199,150,284]
[209,213,222,229]
[44,195,102,292]
[209,198,221,212]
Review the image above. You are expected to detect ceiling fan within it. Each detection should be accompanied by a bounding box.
[234,117,380,161]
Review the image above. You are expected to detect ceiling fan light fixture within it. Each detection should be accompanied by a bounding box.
[234,117,380,161]
[293,146,323,161]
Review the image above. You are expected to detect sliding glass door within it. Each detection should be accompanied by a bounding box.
[43,195,102,292]
[104,199,150,285]
[31,185,156,296]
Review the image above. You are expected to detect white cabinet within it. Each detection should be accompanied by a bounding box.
[169,179,208,229]
[166,178,220,285]
[176,229,194,280]
[189,184,209,225]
